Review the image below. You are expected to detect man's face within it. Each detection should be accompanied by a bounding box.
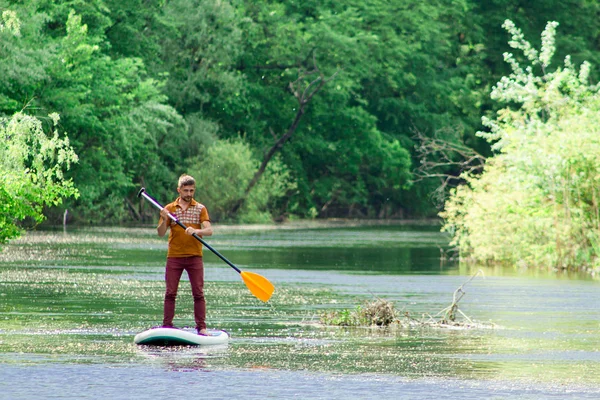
[178,185,195,202]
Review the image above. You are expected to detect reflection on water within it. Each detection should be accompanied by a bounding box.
[1,224,599,399]
[136,343,231,372]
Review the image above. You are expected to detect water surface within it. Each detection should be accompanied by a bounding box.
[1,222,599,399]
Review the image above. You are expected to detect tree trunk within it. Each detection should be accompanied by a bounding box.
[231,59,338,215]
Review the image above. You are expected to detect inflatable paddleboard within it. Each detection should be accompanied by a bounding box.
[134,327,229,346]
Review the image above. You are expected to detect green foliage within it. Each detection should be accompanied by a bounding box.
[187,139,295,222]
[321,307,362,327]
[225,0,427,217]
[0,10,20,35]
[156,0,245,115]
[0,6,186,223]
[442,21,600,272]
[4,1,600,223]
[0,5,51,115]
[0,112,79,244]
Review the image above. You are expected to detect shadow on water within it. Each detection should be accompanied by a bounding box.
[1,223,599,399]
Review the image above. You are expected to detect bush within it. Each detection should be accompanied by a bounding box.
[442,20,600,272]
[0,113,79,244]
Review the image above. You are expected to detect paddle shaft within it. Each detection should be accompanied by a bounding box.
[138,188,242,274]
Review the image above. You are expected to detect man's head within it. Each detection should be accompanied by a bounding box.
[178,174,196,188]
[177,174,196,202]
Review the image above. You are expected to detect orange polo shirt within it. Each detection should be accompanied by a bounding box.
[157,198,210,257]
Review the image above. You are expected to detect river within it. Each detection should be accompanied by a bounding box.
[1,222,599,399]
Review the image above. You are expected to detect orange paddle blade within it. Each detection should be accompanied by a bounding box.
[241,271,274,302]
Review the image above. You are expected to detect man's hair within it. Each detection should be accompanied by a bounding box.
[178,174,196,188]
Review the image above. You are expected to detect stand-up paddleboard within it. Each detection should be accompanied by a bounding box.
[134,327,230,346]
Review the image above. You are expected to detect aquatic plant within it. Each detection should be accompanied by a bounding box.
[320,298,398,327]
[320,271,490,329]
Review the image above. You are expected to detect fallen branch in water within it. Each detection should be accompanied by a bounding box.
[436,269,484,325]
[320,270,494,329]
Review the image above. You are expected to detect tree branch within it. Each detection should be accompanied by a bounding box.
[412,127,486,208]
[231,54,339,215]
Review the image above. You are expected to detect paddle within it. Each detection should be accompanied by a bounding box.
[138,187,274,302]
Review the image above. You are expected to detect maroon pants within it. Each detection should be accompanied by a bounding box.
[163,256,206,330]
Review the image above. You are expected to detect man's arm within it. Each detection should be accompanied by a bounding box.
[185,221,213,237]
[157,208,171,237]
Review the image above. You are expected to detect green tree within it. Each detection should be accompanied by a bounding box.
[442,20,600,272]
[187,139,295,222]
[0,112,79,243]
[0,6,78,243]
[0,5,187,223]
[220,0,436,218]
[8,0,600,224]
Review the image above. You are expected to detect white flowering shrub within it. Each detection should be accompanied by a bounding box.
[442,20,600,272]
[1,113,79,243]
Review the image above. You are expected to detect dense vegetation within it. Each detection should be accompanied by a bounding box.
[442,21,600,273]
[1,1,600,256]
[1,13,79,243]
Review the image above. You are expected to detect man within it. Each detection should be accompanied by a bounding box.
[157,174,212,335]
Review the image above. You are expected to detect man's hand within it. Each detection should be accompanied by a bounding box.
[185,227,198,236]
[160,208,172,221]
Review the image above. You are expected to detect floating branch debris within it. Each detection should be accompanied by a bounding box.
[320,270,494,329]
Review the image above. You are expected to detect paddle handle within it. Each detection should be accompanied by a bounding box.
[137,187,242,274]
